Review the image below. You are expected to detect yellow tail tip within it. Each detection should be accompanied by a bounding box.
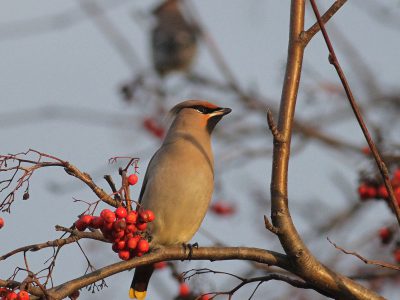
[129,288,147,300]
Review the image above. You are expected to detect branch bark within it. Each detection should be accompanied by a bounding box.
[302,0,348,45]
[8,246,289,300]
[269,1,384,299]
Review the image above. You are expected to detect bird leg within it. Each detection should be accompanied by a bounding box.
[181,242,199,261]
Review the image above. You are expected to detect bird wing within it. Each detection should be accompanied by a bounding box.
[138,148,160,204]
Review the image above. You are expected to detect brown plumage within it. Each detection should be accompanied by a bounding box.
[130,100,231,299]
[151,0,198,76]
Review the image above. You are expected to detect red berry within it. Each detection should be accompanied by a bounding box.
[210,201,236,216]
[143,118,165,139]
[393,169,400,182]
[377,185,389,199]
[366,186,377,199]
[100,209,112,218]
[137,239,149,253]
[0,288,9,297]
[90,216,104,229]
[0,218,4,229]
[128,174,139,186]
[80,215,93,226]
[74,220,87,231]
[102,211,116,223]
[16,291,29,300]
[125,224,137,234]
[361,147,371,155]
[102,221,114,231]
[111,243,119,253]
[200,295,211,300]
[146,210,155,222]
[116,240,127,250]
[395,187,400,206]
[179,283,190,297]
[358,184,370,200]
[118,250,131,261]
[136,222,147,231]
[140,210,155,223]
[6,292,18,300]
[127,237,139,250]
[134,251,144,257]
[112,230,125,241]
[154,261,167,270]
[126,211,138,224]
[393,248,400,263]
[113,219,126,232]
[115,207,128,219]
[378,227,392,244]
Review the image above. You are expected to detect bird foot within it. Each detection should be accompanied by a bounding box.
[181,242,199,261]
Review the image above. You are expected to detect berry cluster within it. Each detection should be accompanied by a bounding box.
[0,289,29,300]
[74,206,154,261]
[358,169,400,263]
[357,169,400,205]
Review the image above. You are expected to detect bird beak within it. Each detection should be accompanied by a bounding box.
[209,107,232,118]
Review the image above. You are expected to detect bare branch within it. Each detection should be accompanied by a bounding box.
[0,228,105,261]
[309,0,400,227]
[185,268,313,299]
[45,246,289,300]
[0,150,119,211]
[302,0,348,45]
[269,1,384,299]
[327,237,400,271]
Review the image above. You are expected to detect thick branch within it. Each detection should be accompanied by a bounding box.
[45,246,288,300]
[269,1,383,299]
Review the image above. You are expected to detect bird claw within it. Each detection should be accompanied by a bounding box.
[181,242,199,261]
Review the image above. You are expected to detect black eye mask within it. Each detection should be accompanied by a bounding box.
[191,105,220,114]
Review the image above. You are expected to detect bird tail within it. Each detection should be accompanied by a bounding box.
[129,265,155,299]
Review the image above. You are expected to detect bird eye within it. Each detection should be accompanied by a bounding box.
[194,106,208,114]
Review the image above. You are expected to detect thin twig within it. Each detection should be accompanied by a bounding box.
[327,237,400,271]
[0,229,105,261]
[302,0,348,45]
[309,0,400,227]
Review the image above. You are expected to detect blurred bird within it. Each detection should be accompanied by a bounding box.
[129,100,231,299]
[151,0,198,76]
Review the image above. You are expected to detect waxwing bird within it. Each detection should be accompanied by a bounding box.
[151,0,198,76]
[129,100,231,299]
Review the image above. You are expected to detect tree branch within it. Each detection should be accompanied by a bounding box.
[309,0,400,227]
[0,228,105,261]
[302,0,348,45]
[327,237,400,271]
[269,1,384,299]
[43,246,288,300]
